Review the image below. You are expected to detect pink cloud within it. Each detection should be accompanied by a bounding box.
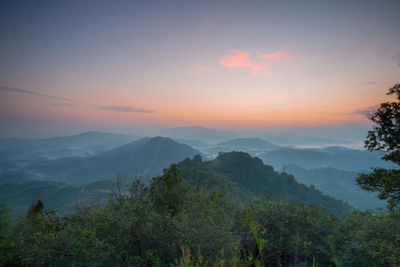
[220,50,262,74]
[220,50,291,74]
[259,50,290,59]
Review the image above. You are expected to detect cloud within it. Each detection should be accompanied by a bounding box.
[49,102,76,107]
[99,105,154,113]
[0,86,72,102]
[259,50,289,59]
[220,50,290,74]
[220,50,262,74]
[332,106,377,117]
[364,81,378,85]
[351,106,376,116]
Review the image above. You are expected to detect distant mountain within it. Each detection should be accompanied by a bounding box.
[21,137,200,184]
[208,138,279,155]
[217,138,277,149]
[284,164,386,210]
[252,132,355,147]
[165,126,235,144]
[0,131,140,160]
[175,138,210,148]
[204,138,279,158]
[177,152,352,217]
[258,147,395,171]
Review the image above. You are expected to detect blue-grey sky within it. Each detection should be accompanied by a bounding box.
[0,0,399,137]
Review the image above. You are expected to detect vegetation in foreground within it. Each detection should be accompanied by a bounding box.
[0,164,399,266]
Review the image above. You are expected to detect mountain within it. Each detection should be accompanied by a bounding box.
[205,138,279,156]
[0,131,140,160]
[258,146,395,171]
[2,150,353,217]
[165,126,234,144]
[257,133,354,147]
[18,137,200,184]
[284,164,386,210]
[216,138,277,150]
[177,152,352,217]
[175,138,210,148]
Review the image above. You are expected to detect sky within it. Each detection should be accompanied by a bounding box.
[0,0,399,137]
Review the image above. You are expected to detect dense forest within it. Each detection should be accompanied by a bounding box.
[0,164,399,266]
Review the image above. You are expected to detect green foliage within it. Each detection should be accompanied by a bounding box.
[1,164,400,266]
[364,84,400,163]
[235,200,337,266]
[0,180,118,215]
[0,203,17,265]
[2,165,234,266]
[178,152,352,217]
[149,164,187,216]
[332,210,400,266]
[357,84,400,211]
[358,169,400,211]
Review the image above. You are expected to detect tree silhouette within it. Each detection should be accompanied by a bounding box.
[356,84,400,211]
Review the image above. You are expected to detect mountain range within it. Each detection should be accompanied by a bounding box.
[0,131,140,160]
[0,130,393,214]
[258,146,395,172]
[284,164,386,210]
[1,137,200,184]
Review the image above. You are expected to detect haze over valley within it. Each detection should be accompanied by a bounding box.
[0,127,392,212]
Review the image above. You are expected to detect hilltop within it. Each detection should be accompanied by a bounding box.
[177,152,352,217]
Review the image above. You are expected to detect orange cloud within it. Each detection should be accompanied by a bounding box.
[259,50,289,59]
[220,50,262,74]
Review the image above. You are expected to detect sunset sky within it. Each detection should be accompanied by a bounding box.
[1,0,399,137]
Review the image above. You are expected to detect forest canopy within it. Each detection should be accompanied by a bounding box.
[1,162,400,266]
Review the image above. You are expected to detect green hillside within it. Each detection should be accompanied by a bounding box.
[177,152,352,217]
[0,180,119,215]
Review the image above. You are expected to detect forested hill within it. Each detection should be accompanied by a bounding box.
[25,137,200,184]
[177,152,352,217]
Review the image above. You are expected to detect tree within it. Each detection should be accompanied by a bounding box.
[149,164,188,216]
[356,84,400,211]
[0,203,15,265]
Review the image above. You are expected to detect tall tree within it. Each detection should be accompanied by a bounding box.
[356,84,400,211]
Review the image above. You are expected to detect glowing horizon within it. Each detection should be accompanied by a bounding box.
[0,1,399,137]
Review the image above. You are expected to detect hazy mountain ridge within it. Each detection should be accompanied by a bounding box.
[1,137,200,185]
[258,146,395,171]
[284,164,386,210]
[0,130,393,212]
[0,131,140,160]
[216,138,278,149]
[163,126,235,144]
